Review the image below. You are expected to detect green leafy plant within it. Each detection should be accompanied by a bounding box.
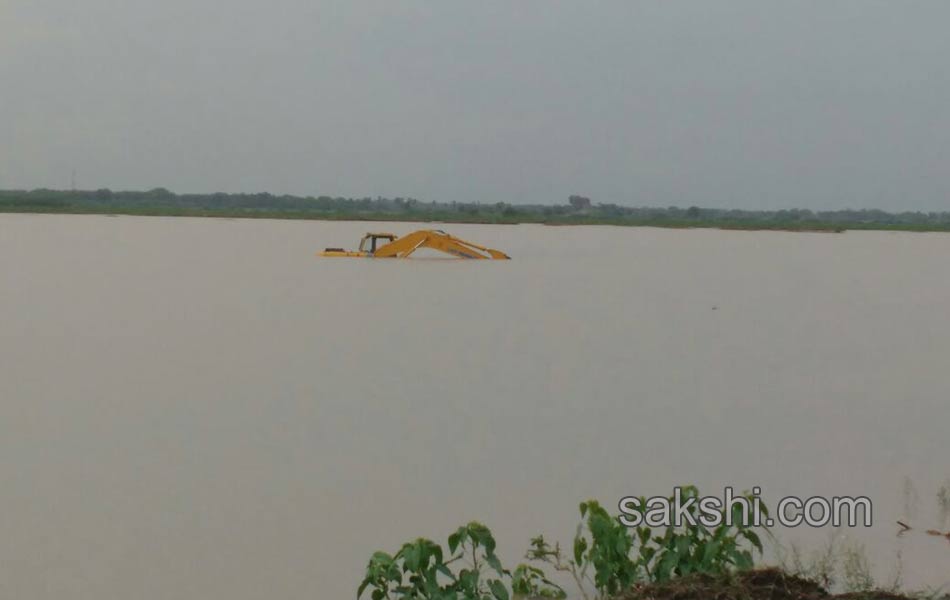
[578,500,640,595]
[358,522,562,600]
[638,486,766,581]
[527,487,767,599]
[358,538,449,600]
[510,565,566,599]
[525,502,640,600]
[360,488,768,600]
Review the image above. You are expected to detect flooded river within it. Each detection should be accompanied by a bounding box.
[1,214,948,598]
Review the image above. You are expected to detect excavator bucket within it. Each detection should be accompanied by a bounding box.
[320,230,510,259]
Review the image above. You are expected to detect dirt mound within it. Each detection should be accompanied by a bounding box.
[618,568,913,600]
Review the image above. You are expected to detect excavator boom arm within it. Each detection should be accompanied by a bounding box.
[372,230,510,259]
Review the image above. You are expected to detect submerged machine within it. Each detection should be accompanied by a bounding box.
[321,230,510,259]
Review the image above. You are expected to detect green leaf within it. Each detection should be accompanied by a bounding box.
[436,563,455,581]
[743,530,763,553]
[402,544,420,572]
[485,553,505,576]
[573,536,588,566]
[675,535,690,557]
[702,540,720,566]
[615,535,628,554]
[448,532,461,555]
[637,527,652,545]
[489,579,510,600]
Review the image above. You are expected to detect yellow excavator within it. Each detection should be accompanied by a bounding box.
[320,229,510,259]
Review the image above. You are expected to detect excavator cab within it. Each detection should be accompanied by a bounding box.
[358,233,397,254]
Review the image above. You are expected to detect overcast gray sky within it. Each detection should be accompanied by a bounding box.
[1,1,948,209]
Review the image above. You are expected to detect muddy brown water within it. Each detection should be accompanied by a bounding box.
[1,214,948,598]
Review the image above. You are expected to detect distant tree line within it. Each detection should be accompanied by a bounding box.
[2,188,950,230]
